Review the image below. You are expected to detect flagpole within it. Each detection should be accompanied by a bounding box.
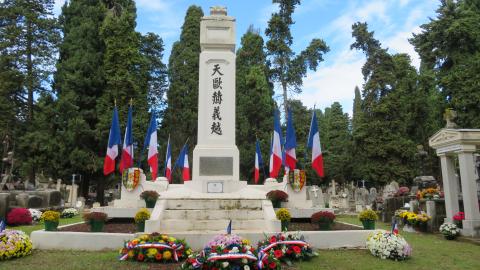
[256,134,267,184]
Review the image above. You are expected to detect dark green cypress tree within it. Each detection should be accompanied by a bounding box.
[236,26,274,183]
[160,6,203,183]
[411,0,480,128]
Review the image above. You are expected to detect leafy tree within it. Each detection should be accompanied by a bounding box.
[411,0,480,128]
[160,6,203,183]
[265,0,329,116]
[0,0,60,183]
[236,26,274,183]
[351,22,420,186]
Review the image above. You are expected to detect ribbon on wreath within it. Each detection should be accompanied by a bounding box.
[119,242,184,261]
[257,240,309,269]
[206,252,257,262]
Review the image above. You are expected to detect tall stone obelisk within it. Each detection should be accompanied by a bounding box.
[191,7,241,193]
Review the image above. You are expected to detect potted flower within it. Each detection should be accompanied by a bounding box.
[266,190,288,208]
[276,208,291,231]
[453,211,464,228]
[83,211,108,232]
[358,209,378,230]
[41,210,60,231]
[140,190,160,208]
[439,222,461,240]
[414,213,431,232]
[134,208,150,232]
[311,211,335,230]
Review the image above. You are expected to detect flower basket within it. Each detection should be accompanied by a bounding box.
[44,220,59,231]
[311,211,335,231]
[83,211,108,232]
[140,191,160,208]
[276,208,291,231]
[318,220,332,230]
[90,220,105,232]
[134,208,150,232]
[440,223,460,240]
[145,199,156,208]
[362,220,375,230]
[266,190,288,208]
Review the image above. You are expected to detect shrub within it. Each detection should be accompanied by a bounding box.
[83,211,108,222]
[0,230,33,260]
[41,210,60,223]
[266,190,288,202]
[359,209,378,222]
[140,190,160,201]
[311,211,336,224]
[276,208,291,221]
[134,208,151,224]
[6,208,32,226]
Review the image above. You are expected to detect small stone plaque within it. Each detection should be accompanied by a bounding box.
[207,182,224,193]
[199,157,233,176]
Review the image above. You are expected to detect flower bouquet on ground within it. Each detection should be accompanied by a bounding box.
[83,211,108,232]
[358,209,378,230]
[0,230,33,260]
[257,232,317,268]
[41,210,60,231]
[266,190,288,208]
[140,190,160,208]
[275,208,291,231]
[119,233,192,263]
[311,211,335,230]
[28,209,42,223]
[440,223,461,240]
[453,212,465,228]
[181,234,257,270]
[61,208,79,218]
[6,208,32,226]
[366,231,412,261]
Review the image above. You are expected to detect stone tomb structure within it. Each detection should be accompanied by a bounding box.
[429,128,480,237]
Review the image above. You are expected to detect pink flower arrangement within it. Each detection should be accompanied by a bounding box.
[453,212,465,221]
[6,208,32,226]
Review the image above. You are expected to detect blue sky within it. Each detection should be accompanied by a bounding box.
[54,0,440,116]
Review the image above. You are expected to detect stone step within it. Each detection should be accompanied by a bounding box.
[163,209,264,220]
[165,199,263,210]
[159,219,266,232]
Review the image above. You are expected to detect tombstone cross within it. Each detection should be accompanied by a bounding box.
[311,186,320,198]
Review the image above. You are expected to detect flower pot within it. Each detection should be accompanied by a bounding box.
[361,220,375,230]
[90,220,105,232]
[145,199,156,208]
[44,220,59,231]
[454,220,463,229]
[136,221,145,232]
[281,220,289,231]
[416,222,428,232]
[272,201,281,208]
[317,221,332,231]
[444,234,457,240]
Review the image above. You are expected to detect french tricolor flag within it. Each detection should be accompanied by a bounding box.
[269,109,283,178]
[307,110,324,177]
[254,139,263,184]
[285,109,297,170]
[119,105,134,173]
[164,135,172,183]
[103,106,121,175]
[143,113,158,180]
[174,143,190,181]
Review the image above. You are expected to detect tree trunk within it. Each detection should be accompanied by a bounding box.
[96,176,105,206]
[282,81,288,117]
[26,17,35,186]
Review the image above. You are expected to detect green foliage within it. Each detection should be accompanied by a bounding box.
[411,0,480,128]
[265,0,329,115]
[236,27,274,182]
[160,6,203,183]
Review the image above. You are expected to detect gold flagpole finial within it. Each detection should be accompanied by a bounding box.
[129,98,133,106]
[114,98,117,107]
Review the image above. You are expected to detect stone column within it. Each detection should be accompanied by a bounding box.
[457,150,480,236]
[439,154,460,223]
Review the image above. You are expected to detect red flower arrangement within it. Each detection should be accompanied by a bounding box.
[266,190,289,201]
[453,212,465,221]
[395,187,410,197]
[311,211,336,223]
[6,208,32,226]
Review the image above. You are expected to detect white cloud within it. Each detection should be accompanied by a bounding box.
[135,0,170,12]
[385,26,422,68]
[54,0,66,15]
[399,0,412,7]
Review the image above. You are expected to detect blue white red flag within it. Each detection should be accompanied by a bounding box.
[174,143,190,181]
[164,135,172,183]
[285,109,297,170]
[269,109,283,178]
[254,139,263,184]
[103,106,121,175]
[120,105,134,173]
[143,113,158,180]
[307,110,324,177]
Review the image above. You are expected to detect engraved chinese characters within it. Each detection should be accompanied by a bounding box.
[211,64,224,135]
